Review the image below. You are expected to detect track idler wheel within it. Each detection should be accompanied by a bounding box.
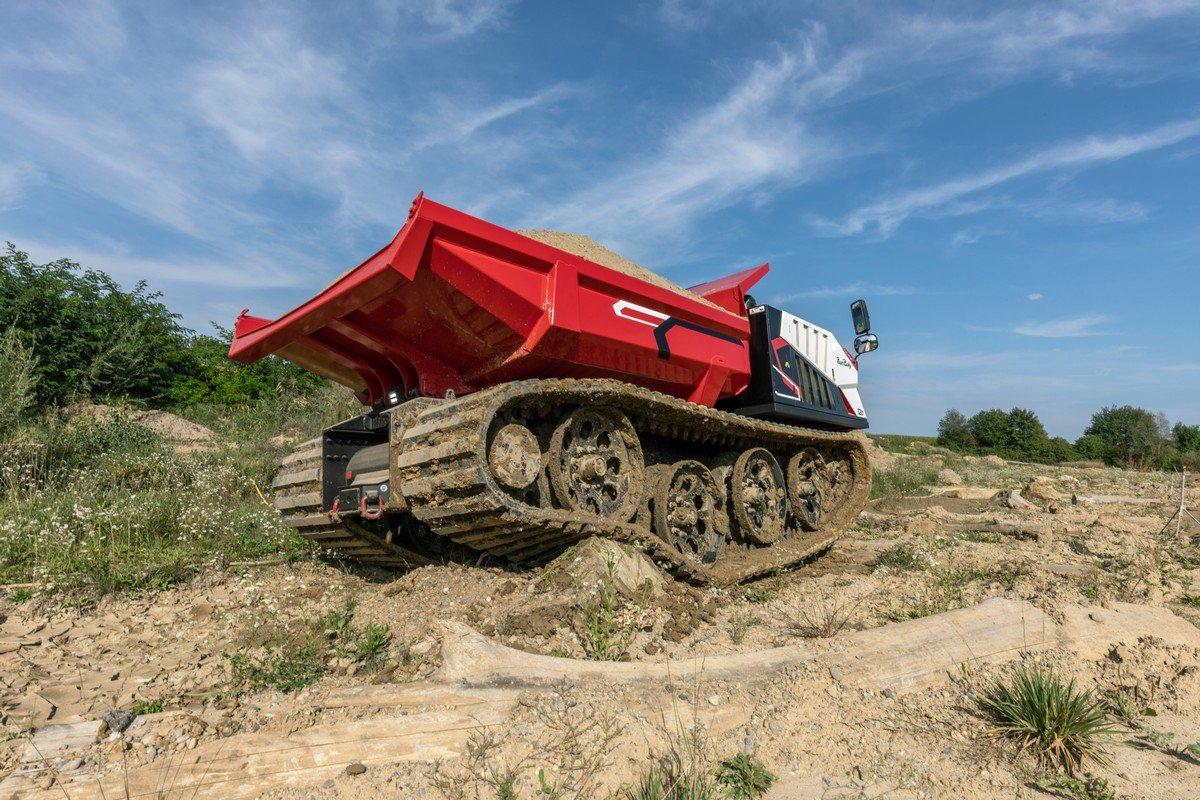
[731,448,788,544]
[488,422,542,490]
[651,460,723,565]
[787,448,826,531]
[549,406,644,520]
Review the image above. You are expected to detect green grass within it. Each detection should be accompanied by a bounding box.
[352,623,392,666]
[580,552,640,661]
[0,403,329,600]
[869,461,940,501]
[868,434,938,455]
[227,640,326,693]
[978,667,1117,774]
[742,586,775,604]
[130,698,164,716]
[1035,774,1116,800]
[873,543,927,572]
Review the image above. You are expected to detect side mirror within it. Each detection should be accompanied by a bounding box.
[850,299,871,335]
[854,333,879,356]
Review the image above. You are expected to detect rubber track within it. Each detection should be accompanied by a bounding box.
[271,438,437,570]
[271,379,871,585]
[392,379,871,586]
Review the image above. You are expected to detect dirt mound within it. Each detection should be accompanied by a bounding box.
[518,229,721,310]
[60,403,215,446]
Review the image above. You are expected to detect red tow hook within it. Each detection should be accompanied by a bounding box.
[360,495,385,520]
[330,496,341,522]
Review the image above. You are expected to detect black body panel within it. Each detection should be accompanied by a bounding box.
[720,305,868,431]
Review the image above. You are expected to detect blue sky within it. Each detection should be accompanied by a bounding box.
[1,1,1198,437]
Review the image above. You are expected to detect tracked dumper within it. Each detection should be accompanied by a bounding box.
[228,195,881,585]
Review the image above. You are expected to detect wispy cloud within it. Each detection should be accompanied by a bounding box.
[530,32,862,250]
[1027,293,1045,301]
[414,0,517,38]
[774,282,918,303]
[0,163,34,208]
[812,117,1200,237]
[1012,314,1110,338]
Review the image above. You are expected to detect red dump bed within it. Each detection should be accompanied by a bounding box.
[228,194,769,407]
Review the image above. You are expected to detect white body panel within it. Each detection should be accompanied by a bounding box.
[778,310,867,419]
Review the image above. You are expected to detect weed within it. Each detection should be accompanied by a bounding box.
[791,594,862,638]
[960,530,1002,544]
[580,552,639,661]
[622,734,717,800]
[716,753,777,799]
[978,666,1117,774]
[870,462,940,501]
[1035,774,1117,800]
[1102,688,1155,729]
[1180,594,1200,608]
[873,543,926,572]
[352,623,391,666]
[5,588,31,604]
[130,698,163,716]
[728,613,762,646]
[742,586,774,604]
[227,640,325,693]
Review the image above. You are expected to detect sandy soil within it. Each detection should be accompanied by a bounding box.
[517,229,722,310]
[3,447,1199,798]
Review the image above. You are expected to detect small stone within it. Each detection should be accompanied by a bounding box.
[101,709,137,734]
[1111,645,1128,662]
[345,761,367,776]
[708,695,720,706]
[146,746,159,758]
[1089,612,1106,623]
[828,665,844,682]
[882,688,895,699]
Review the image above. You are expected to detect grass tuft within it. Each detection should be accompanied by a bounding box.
[716,753,777,799]
[978,667,1117,774]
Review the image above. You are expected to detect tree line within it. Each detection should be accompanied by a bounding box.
[938,405,1200,471]
[0,244,323,434]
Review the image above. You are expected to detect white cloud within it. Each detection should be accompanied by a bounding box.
[530,33,862,250]
[1027,293,1045,301]
[0,163,35,208]
[812,117,1200,237]
[4,233,300,290]
[1012,314,1110,338]
[774,283,918,303]
[416,0,516,38]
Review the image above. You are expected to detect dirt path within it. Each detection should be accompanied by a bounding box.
[3,449,1199,797]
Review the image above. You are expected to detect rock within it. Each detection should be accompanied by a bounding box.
[1089,612,1106,623]
[1023,477,1064,502]
[983,455,1006,466]
[937,468,962,486]
[344,761,367,776]
[101,709,137,734]
[558,537,664,600]
[989,490,1031,509]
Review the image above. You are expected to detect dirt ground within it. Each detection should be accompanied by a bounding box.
[3,445,1200,798]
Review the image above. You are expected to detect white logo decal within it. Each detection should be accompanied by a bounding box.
[612,300,669,327]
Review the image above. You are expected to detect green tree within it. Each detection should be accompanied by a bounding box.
[937,408,975,449]
[1072,434,1107,461]
[968,409,1012,450]
[1082,405,1169,468]
[0,243,190,405]
[1007,407,1048,457]
[1174,422,1200,454]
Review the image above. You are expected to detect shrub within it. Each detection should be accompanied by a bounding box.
[1082,405,1172,468]
[0,326,37,438]
[870,462,938,500]
[978,667,1117,774]
[716,753,777,799]
[937,409,975,449]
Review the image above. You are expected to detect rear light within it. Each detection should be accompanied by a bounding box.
[345,469,354,482]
